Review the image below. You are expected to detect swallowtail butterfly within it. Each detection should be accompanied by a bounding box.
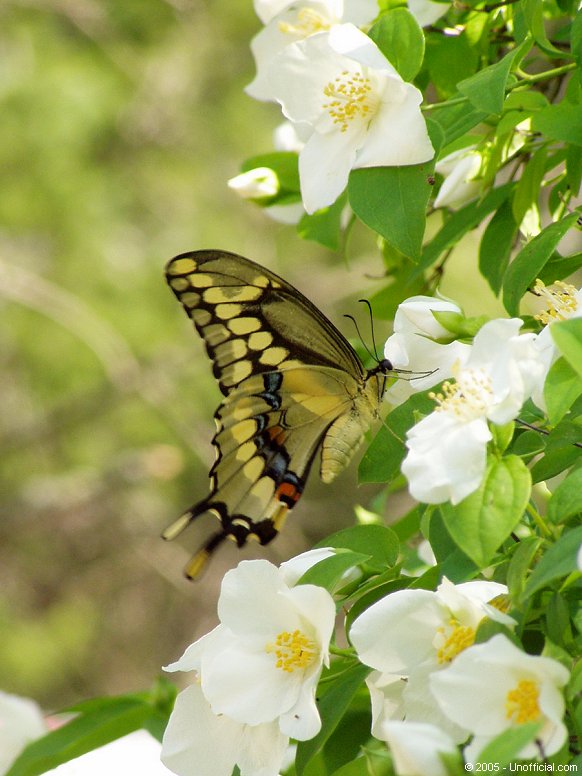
[163,250,393,577]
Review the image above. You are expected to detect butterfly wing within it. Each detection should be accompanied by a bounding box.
[164,250,375,577]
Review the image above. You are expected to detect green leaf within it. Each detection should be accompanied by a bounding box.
[520,0,573,58]
[425,33,479,99]
[359,391,436,483]
[506,535,545,603]
[416,183,513,275]
[566,144,582,195]
[502,212,580,315]
[295,662,370,776]
[551,317,582,380]
[531,441,582,482]
[524,525,582,598]
[544,356,582,425]
[348,162,435,260]
[548,466,582,524]
[457,39,532,115]
[6,697,159,776]
[316,524,400,569]
[297,194,346,251]
[512,146,547,226]
[479,199,517,295]
[368,9,424,82]
[429,99,489,146]
[572,11,582,90]
[441,455,531,567]
[537,250,582,284]
[532,102,582,147]
[297,551,370,591]
[476,721,543,766]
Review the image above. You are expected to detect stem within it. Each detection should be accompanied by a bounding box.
[526,502,553,538]
[423,62,577,113]
[422,95,469,112]
[507,62,577,91]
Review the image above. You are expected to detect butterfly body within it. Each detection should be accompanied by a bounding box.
[163,250,391,577]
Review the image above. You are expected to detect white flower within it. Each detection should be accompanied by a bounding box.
[165,559,336,741]
[273,121,305,153]
[379,721,459,776]
[350,579,514,742]
[430,634,570,761]
[530,279,582,411]
[402,318,544,504]
[228,167,280,200]
[434,147,482,209]
[161,683,288,776]
[253,0,378,26]
[42,731,171,776]
[0,691,47,774]
[383,294,471,405]
[248,0,379,101]
[267,23,434,213]
[408,0,449,27]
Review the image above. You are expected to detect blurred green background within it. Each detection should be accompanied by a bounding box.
[0,0,504,713]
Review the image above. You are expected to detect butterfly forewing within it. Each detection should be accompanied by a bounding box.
[163,250,383,578]
[165,250,365,393]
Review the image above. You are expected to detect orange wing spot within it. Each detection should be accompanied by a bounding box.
[276,481,301,505]
[267,425,287,445]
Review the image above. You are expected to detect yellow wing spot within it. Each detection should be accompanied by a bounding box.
[216,303,243,320]
[215,338,248,365]
[180,291,201,308]
[168,258,197,274]
[235,441,257,463]
[227,317,262,335]
[222,360,253,386]
[249,476,275,504]
[248,331,273,351]
[204,323,231,347]
[203,286,262,304]
[259,347,288,366]
[169,277,189,291]
[192,308,211,326]
[251,274,271,288]
[243,456,264,481]
[187,273,214,288]
[231,418,257,443]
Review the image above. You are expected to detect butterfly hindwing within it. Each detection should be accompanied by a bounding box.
[164,250,385,578]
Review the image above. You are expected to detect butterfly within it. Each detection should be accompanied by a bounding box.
[163,249,393,578]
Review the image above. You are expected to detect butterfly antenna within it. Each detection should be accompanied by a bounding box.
[358,299,380,361]
[344,313,377,363]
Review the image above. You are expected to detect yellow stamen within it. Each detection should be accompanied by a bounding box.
[266,629,317,673]
[278,8,331,36]
[428,368,493,421]
[506,679,541,724]
[435,618,476,664]
[323,70,377,133]
[533,278,578,325]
